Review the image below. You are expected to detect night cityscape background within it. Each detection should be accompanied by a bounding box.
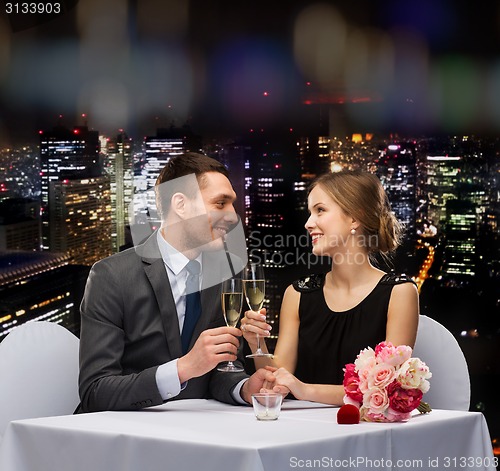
[0,0,499,455]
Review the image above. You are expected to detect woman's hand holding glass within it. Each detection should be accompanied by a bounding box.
[242,263,273,358]
[240,308,272,351]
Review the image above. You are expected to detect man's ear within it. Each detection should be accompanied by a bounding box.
[171,192,186,218]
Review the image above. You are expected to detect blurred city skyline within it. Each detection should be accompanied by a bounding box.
[1,121,499,446]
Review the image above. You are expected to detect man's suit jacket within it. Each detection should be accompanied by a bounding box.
[78,232,248,412]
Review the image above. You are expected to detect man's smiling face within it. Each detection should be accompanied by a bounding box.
[183,171,239,253]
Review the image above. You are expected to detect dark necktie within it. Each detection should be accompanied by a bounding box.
[181,260,201,354]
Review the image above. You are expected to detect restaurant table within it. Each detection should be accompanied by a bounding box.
[0,399,496,471]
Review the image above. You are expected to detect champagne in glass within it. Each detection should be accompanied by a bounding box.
[217,278,244,372]
[243,263,273,358]
[222,292,244,327]
[245,280,265,312]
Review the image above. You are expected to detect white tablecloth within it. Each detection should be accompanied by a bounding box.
[0,399,495,471]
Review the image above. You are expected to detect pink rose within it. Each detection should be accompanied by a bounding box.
[393,345,413,366]
[358,371,370,393]
[375,342,412,367]
[360,407,411,423]
[385,408,411,422]
[343,363,363,403]
[375,341,393,356]
[363,387,389,414]
[360,408,387,422]
[387,381,423,413]
[367,363,396,390]
[354,347,376,375]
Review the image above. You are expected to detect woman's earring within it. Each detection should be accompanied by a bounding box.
[350,228,356,235]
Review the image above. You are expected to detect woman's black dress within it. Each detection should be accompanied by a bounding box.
[292,273,415,386]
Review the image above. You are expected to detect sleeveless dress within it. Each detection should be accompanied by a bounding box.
[292,272,415,386]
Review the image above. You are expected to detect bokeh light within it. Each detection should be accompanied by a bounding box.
[389,27,431,131]
[293,3,347,90]
[77,78,129,131]
[75,0,193,133]
[486,61,500,129]
[1,0,500,139]
[4,40,79,109]
[77,0,128,48]
[429,55,483,132]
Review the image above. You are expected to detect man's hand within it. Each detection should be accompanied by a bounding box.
[240,367,279,404]
[177,326,241,383]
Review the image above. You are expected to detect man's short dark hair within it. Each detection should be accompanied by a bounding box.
[155,152,229,218]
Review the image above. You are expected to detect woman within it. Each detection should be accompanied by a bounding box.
[240,170,419,405]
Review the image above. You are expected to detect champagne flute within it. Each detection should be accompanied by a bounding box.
[217,277,244,372]
[243,263,273,358]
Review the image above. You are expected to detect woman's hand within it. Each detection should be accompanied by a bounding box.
[270,367,308,400]
[240,308,272,348]
[259,366,290,398]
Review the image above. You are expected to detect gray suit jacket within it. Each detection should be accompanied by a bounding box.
[78,232,248,412]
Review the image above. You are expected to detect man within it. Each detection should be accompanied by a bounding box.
[78,153,274,412]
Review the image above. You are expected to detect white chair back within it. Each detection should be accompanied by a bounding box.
[0,321,80,438]
[413,315,470,411]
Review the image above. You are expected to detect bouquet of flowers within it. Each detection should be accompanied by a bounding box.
[343,341,432,422]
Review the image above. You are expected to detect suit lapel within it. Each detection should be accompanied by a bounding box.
[141,236,226,356]
[142,233,183,359]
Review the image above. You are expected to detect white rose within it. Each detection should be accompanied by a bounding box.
[398,358,432,391]
[354,347,376,375]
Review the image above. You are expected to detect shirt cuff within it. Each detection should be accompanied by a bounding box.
[231,378,249,405]
[155,359,182,401]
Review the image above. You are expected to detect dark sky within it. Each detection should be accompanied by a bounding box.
[189,0,499,58]
[1,0,500,145]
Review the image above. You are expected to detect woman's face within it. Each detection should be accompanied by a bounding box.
[305,185,354,257]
